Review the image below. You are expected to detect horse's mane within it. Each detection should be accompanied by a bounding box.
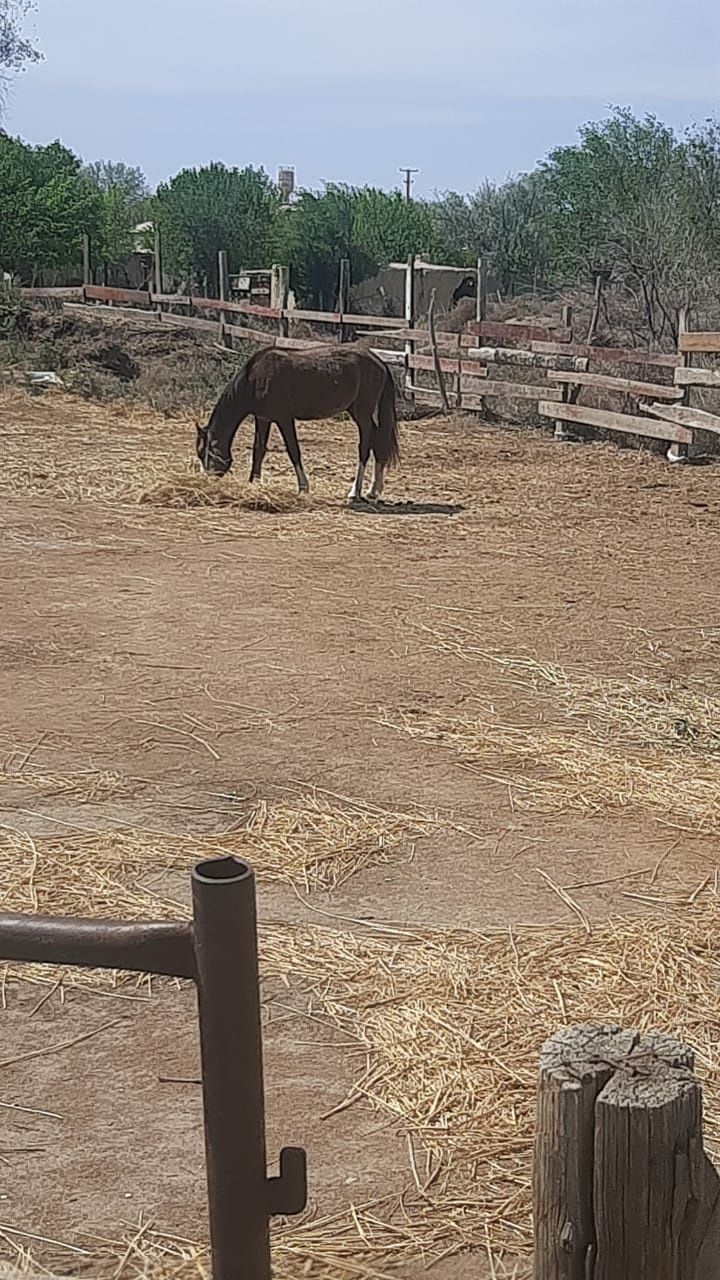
[208,364,249,433]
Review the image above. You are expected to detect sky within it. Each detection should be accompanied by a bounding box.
[7,0,720,195]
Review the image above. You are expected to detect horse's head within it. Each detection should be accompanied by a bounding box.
[196,422,231,475]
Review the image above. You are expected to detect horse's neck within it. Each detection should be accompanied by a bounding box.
[213,384,247,448]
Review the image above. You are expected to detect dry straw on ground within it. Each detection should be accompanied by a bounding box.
[384,619,720,837]
[9,888,719,1279]
[0,788,422,935]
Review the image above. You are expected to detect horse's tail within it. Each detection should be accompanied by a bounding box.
[373,367,400,468]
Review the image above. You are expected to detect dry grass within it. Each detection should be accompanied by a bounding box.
[383,623,720,836]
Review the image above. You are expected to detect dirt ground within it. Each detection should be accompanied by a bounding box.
[1,382,720,1277]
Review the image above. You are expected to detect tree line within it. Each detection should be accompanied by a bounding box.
[3,108,720,341]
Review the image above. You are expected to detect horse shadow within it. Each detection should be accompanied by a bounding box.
[348,498,464,517]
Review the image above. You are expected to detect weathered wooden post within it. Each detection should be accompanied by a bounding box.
[153,226,164,317]
[586,273,604,344]
[475,255,487,326]
[404,253,416,398]
[534,1023,720,1280]
[271,264,289,339]
[474,256,487,414]
[82,233,92,289]
[338,257,350,342]
[217,249,230,347]
[553,305,578,442]
[427,288,450,413]
[669,304,691,462]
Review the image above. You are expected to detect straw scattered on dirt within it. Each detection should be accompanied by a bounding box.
[0,792,425,989]
[382,622,720,836]
[12,886,719,1279]
[0,760,134,802]
[254,887,720,1274]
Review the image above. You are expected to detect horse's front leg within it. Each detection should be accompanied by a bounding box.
[249,417,271,483]
[277,418,310,493]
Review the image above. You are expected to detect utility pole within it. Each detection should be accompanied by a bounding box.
[399,167,418,202]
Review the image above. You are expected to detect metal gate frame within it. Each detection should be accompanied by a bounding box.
[0,856,307,1280]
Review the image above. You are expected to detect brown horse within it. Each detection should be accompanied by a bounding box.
[196,344,399,501]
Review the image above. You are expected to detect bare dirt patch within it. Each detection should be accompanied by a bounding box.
[1,385,719,1277]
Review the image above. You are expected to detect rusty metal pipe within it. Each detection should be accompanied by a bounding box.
[0,911,195,978]
[192,856,272,1280]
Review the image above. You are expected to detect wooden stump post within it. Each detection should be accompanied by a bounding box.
[534,1024,720,1280]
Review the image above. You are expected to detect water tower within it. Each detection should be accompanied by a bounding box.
[277,167,295,205]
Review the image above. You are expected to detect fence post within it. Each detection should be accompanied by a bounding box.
[427,289,449,413]
[561,303,573,337]
[338,257,350,342]
[474,257,487,413]
[475,256,487,326]
[669,305,691,462]
[534,1023,720,1280]
[154,227,164,317]
[82,234,92,289]
[271,264,289,339]
[586,273,603,344]
[218,249,230,348]
[404,253,416,398]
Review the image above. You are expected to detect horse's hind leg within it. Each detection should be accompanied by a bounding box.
[277,418,309,493]
[347,408,372,501]
[249,417,271,483]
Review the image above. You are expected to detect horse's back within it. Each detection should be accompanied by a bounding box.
[245,344,385,420]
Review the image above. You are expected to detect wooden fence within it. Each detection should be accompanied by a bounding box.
[19,242,720,455]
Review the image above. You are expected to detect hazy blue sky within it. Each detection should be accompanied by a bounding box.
[7,0,720,194]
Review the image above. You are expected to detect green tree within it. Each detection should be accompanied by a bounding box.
[1,1,41,114]
[432,175,551,295]
[0,134,101,281]
[273,183,442,307]
[540,109,695,340]
[152,162,278,291]
[84,159,150,267]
